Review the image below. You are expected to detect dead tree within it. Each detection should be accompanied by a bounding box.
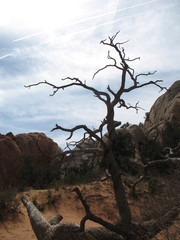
[23,32,179,240]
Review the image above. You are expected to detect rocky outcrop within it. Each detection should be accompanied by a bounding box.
[15,132,62,165]
[62,138,102,177]
[0,134,21,188]
[63,126,145,177]
[127,125,144,165]
[0,132,62,189]
[143,80,180,142]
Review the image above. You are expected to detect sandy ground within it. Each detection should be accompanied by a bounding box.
[0,181,118,240]
[0,180,179,240]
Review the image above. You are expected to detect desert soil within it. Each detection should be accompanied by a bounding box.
[0,180,179,240]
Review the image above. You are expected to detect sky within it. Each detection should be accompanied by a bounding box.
[0,0,179,148]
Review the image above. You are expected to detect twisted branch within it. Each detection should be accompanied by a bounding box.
[51,124,106,148]
[72,187,137,239]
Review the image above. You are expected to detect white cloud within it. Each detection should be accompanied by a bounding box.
[0,0,179,147]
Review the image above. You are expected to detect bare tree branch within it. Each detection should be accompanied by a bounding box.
[25,77,111,104]
[131,176,146,196]
[51,123,106,148]
[92,50,123,79]
[144,158,180,170]
[93,32,166,106]
[72,187,138,239]
[118,99,145,113]
[125,56,141,62]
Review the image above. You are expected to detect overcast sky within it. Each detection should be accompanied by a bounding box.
[0,0,179,148]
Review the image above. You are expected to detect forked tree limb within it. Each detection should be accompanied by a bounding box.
[25,77,110,104]
[131,176,145,195]
[73,186,180,239]
[51,123,106,147]
[144,158,180,169]
[48,147,104,165]
[94,33,167,97]
[72,187,138,239]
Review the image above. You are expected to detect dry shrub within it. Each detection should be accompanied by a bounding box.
[0,189,20,222]
[140,170,180,239]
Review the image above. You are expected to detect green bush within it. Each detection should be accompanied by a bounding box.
[18,157,62,190]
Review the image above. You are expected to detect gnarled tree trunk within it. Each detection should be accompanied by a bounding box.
[104,148,132,224]
[21,196,123,240]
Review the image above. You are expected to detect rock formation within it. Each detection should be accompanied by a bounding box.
[0,134,21,188]
[143,80,180,142]
[15,132,62,165]
[62,138,102,177]
[0,132,62,189]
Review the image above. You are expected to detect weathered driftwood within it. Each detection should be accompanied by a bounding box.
[21,196,123,240]
[22,194,180,240]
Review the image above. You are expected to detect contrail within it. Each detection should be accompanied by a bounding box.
[67,0,160,24]
[0,53,14,60]
[50,12,143,44]
[12,31,44,43]
[12,0,160,43]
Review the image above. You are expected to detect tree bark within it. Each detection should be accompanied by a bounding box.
[21,196,124,240]
[104,149,132,224]
[21,196,51,240]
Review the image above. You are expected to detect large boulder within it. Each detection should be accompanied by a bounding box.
[62,138,102,177]
[0,134,21,188]
[15,132,62,165]
[0,132,63,189]
[143,80,180,142]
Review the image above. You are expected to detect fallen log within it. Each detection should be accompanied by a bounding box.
[21,196,123,240]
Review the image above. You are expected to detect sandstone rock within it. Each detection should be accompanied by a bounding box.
[143,80,180,142]
[0,132,63,189]
[0,134,21,188]
[62,138,102,176]
[15,132,62,165]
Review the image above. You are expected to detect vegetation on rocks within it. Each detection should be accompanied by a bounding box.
[162,122,180,148]
[18,157,62,190]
